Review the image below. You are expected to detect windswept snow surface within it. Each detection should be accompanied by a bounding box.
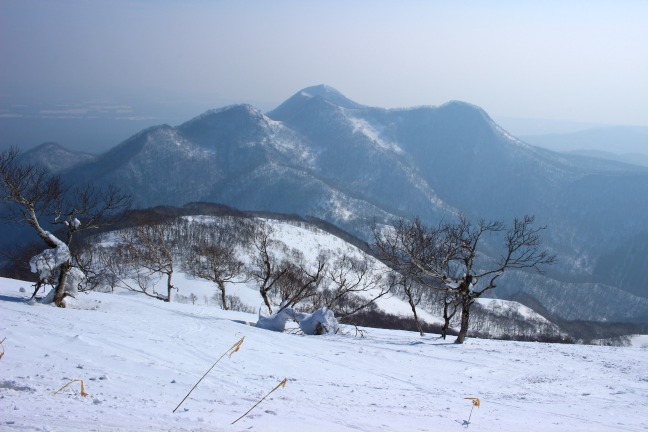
[1,277,647,432]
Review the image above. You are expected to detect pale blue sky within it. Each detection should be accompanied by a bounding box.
[1,0,647,150]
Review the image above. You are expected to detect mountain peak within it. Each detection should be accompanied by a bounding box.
[177,103,276,150]
[20,142,97,173]
[178,104,271,138]
[439,100,489,117]
[435,100,498,131]
[268,84,365,121]
[183,104,263,125]
[297,84,343,100]
[297,84,364,109]
[29,141,67,152]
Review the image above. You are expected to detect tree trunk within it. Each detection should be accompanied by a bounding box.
[166,271,173,302]
[455,299,472,344]
[441,302,451,340]
[53,261,72,308]
[441,303,450,340]
[260,288,273,314]
[30,280,44,300]
[408,297,424,336]
[218,281,228,310]
[442,299,460,340]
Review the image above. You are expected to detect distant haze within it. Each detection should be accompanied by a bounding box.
[1,1,647,153]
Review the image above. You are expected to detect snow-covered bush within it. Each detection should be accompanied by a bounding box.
[255,306,338,335]
[256,307,296,332]
[29,231,85,304]
[29,232,70,281]
[298,307,338,335]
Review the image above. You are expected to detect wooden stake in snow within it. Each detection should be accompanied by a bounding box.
[231,378,287,425]
[53,379,88,397]
[464,397,480,423]
[172,336,244,413]
[0,337,5,361]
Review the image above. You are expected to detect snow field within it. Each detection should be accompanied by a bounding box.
[1,277,647,432]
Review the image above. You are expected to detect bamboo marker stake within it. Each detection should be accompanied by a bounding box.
[173,337,244,413]
[231,378,288,425]
[53,379,88,397]
[464,397,480,423]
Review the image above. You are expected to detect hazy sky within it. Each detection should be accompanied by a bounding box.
[1,0,647,150]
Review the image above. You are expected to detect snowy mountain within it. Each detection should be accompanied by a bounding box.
[63,104,396,234]
[19,84,648,323]
[19,142,96,173]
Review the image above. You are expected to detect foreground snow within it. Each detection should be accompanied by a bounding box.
[1,277,647,432]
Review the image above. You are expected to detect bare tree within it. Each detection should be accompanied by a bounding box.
[245,223,288,314]
[114,223,178,302]
[373,215,555,344]
[183,238,244,310]
[391,273,426,336]
[440,290,461,340]
[317,253,392,319]
[274,252,327,312]
[96,242,161,299]
[189,293,198,305]
[92,216,252,304]
[0,147,130,307]
[71,236,114,293]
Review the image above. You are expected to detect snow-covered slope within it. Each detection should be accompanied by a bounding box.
[93,216,578,336]
[93,216,444,328]
[1,277,647,432]
[471,298,565,339]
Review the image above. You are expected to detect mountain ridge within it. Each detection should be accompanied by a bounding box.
[20,84,648,322]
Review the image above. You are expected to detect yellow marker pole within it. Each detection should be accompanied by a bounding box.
[173,337,244,413]
[53,379,88,397]
[464,397,480,422]
[231,378,287,425]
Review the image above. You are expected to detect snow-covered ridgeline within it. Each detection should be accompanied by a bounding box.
[85,216,577,340]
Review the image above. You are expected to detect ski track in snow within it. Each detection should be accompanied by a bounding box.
[1,277,647,432]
